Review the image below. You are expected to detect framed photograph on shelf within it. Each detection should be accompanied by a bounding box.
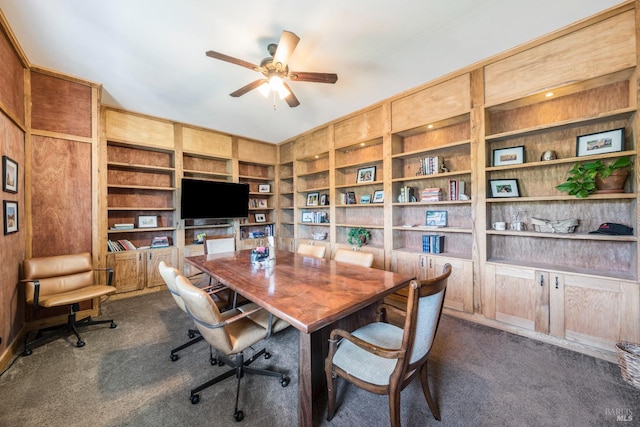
[3,156,18,193]
[489,179,520,198]
[356,166,376,183]
[426,210,447,227]
[257,199,268,208]
[255,213,266,223]
[492,146,525,167]
[360,194,371,204]
[258,184,271,193]
[372,190,384,203]
[319,194,329,206]
[576,128,624,157]
[301,212,313,223]
[3,200,18,234]
[137,215,158,228]
[306,192,319,206]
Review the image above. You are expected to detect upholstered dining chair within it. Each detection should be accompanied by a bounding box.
[333,248,374,268]
[297,243,326,258]
[174,273,290,422]
[22,252,117,355]
[201,234,236,306]
[325,263,452,426]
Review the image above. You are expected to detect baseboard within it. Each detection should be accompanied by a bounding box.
[0,326,26,374]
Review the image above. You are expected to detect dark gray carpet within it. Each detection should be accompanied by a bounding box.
[0,291,638,427]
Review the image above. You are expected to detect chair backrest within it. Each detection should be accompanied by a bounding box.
[297,243,326,258]
[173,273,234,354]
[158,261,188,313]
[23,252,94,304]
[402,263,452,370]
[204,234,236,255]
[334,248,374,268]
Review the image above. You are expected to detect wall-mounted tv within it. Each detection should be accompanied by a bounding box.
[180,178,249,219]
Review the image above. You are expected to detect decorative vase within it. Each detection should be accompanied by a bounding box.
[595,169,629,194]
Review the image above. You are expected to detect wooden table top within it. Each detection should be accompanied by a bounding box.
[185,249,414,334]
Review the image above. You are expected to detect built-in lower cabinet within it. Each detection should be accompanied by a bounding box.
[391,250,473,313]
[484,263,640,353]
[106,247,178,293]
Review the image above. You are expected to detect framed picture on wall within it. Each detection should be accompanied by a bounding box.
[3,200,18,234]
[306,192,319,206]
[258,184,271,193]
[138,215,158,228]
[492,146,525,167]
[489,179,520,198]
[576,128,624,157]
[3,156,18,193]
[356,166,376,183]
[372,190,384,203]
[255,213,266,223]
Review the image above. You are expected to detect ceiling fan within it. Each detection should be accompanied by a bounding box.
[205,30,338,107]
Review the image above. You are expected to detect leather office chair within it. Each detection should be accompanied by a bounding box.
[22,252,117,355]
[334,248,374,268]
[297,243,326,258]
[325,264,452,426]
[159,261,226,362]
[201,234,236,307]
[174,273,290,422]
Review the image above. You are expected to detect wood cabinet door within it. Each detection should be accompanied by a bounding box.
[391,251,428,281]
[551,274,640,351]
[432,256,473,313]
[182,245,205,278]
[485,264,549,333]
[146,247,178,288]
[106,251,145,293]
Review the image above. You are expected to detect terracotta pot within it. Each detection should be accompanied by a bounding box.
[595,168,629,194]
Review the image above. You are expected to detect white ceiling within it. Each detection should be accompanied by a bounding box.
[0,0,625,144]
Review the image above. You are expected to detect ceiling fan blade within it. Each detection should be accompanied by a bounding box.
[230,79,267,97]
[206,50,260,72]
[282,82,300,107]
[288,71,338,84]
[272,31,300,70]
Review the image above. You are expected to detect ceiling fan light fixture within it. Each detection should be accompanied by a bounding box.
[258,82,271,97]
[269,76,290,99]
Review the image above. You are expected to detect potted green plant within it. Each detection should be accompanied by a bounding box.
[555,156,632,198]
[347,227,370,247]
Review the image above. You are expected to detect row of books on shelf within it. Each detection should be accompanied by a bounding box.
[419,180,467,202]
[110,223,134,230]
[419,156,443,175]
[339,192,357,204]
[108,239,137,252]
[448,180,466,201]
[422,234,445,254]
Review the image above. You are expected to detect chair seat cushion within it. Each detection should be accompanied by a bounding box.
[332,322,403,386]
[38,285,116,308]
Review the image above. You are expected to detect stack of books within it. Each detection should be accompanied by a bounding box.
[448,180,466,201]
[110,223,134,231]
[420,156,442,175]
[421,188,443,202]
[422,234,445,254]
[340,192,357,204]
[399,186,415,203]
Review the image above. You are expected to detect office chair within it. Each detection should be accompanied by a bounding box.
[201,234,236,306]
[159,261,227,362]
[174,273,290,422]
[334,248,374,267]
[22,252,117,355]
[325,264,452,427]
[297,243,326,258]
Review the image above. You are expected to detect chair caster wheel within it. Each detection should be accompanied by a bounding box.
[23,348,32,356]
[234,410,244,422]
[110,322,117,329]
[281,376,290,387]
[190,394,200,404]
[210,358,218,366]
[77,340,86,348]
[264,352,271,359]
[218,360,225,367]
[188,332,195,338]
[171,353,179,362]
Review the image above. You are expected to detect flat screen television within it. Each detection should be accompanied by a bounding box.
[180,178,249,219]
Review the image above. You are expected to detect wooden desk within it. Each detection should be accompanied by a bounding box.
[184,249,413,427]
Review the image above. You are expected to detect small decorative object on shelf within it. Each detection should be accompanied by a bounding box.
[312,232,327,241]
[555,157,632,198]
[531,218,578,234]
[151,236,170,248]
[540,150,557,161]
[489,179,520,198]
[347,227,370,247]
[250,247,269,263]
[360,194,371,204]
[576,127,624,157]
[356,166,376,183]
[195,232,206,244]
[493,146,525,167]
[258,184,271,193]
[372,190,384,203]
[426,210,447,227]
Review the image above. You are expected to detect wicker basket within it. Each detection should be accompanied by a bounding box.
[616,342,640,389]
[531,217,578,234]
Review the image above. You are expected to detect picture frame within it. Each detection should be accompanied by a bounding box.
[3,200,18,234]
[356,166,376,183]
[576,128,624,157]
[492,146,525,167]
[3,156,18,193]
[306,192,319,206]
[426,210,448,227]
[360,194,371,204]
[319,194,329,206]
[138,215,158,228]
[301,212,313,223]
[489,179,520,198]
[255,213,266,223]
[372,190,384,203]
[257,199,268,208]
[258,184,271,193]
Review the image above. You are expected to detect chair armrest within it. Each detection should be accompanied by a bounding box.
[21,278,41,307]
[328,328,405,360]
[94,267,114,286]
[188,305,263,330]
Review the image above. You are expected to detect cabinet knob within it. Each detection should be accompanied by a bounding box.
[539,274,544,287]
[555,276,559,289]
